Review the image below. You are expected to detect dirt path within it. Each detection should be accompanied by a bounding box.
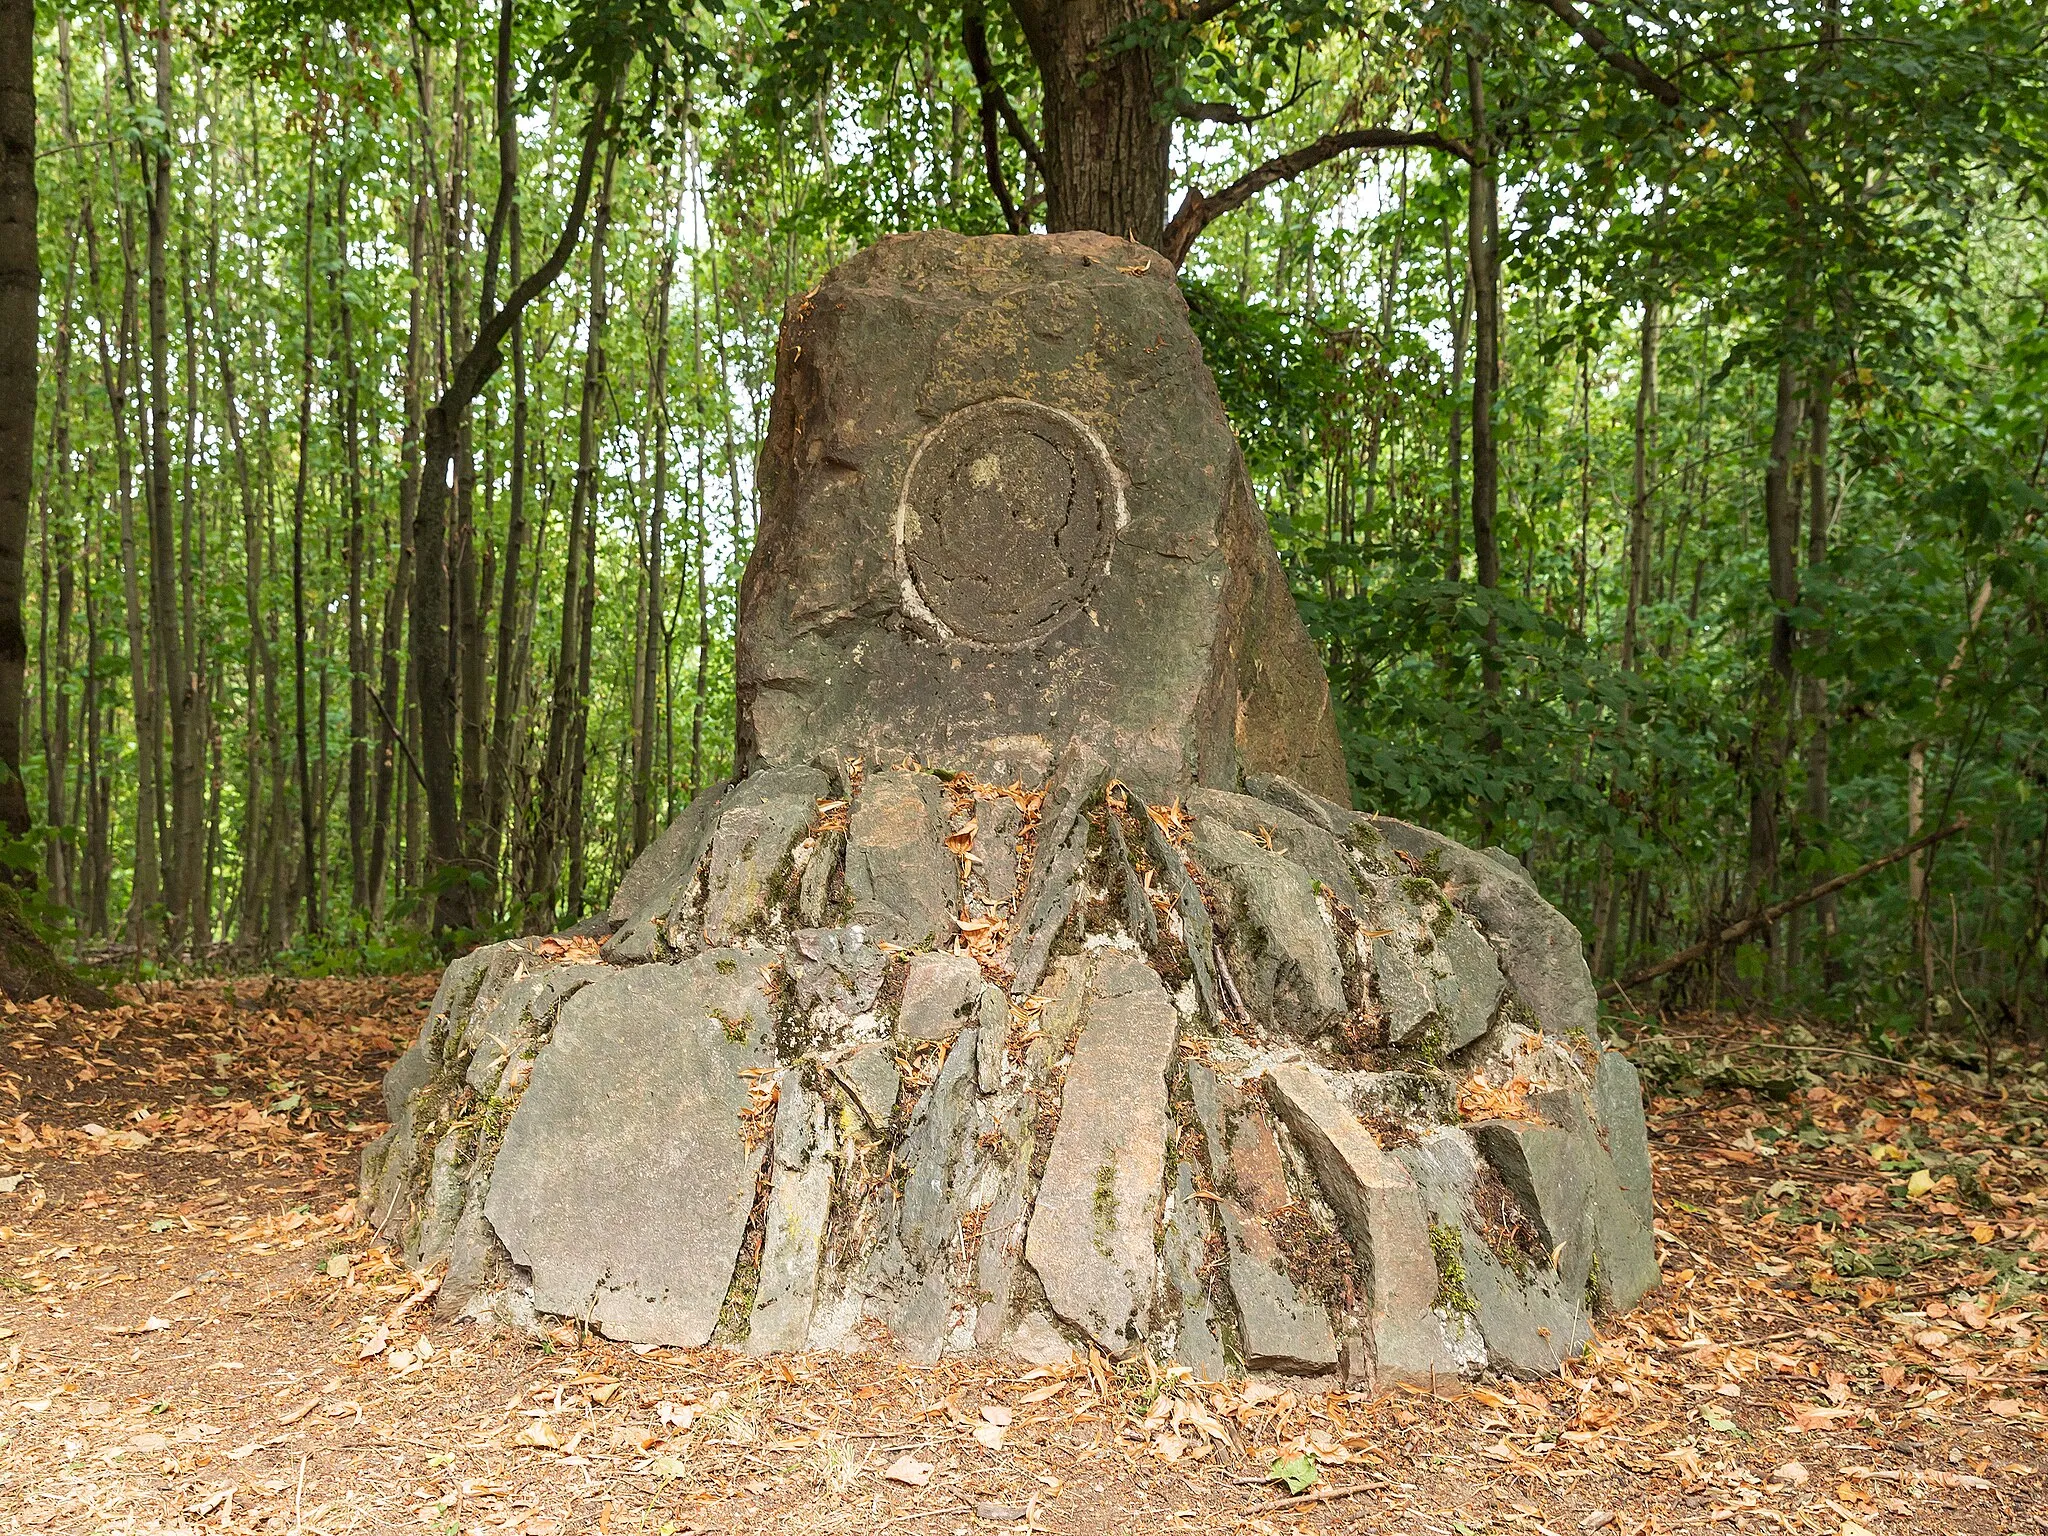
[0,978,2042,1534]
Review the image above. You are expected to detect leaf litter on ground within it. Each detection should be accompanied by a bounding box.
[0,981,2041,1532]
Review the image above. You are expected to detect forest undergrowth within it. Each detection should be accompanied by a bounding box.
[0,980,2043,1535]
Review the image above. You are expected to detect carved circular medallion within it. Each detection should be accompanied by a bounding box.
[894,398,1122,649]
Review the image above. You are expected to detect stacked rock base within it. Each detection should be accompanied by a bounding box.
[363,750,1659,1384]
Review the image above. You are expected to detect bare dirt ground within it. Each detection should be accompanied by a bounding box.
[0,977,2044,1536]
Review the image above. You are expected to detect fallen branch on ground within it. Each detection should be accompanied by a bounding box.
[1601,819,1969,998]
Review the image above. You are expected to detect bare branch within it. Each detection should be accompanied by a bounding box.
[1519,0,1683,107]
[1178,79,1313,125]
[1160,127,1471,267]
[964,4,1024,232]
[978,1,1048,179]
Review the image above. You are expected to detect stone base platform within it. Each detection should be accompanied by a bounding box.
[364,753,1658,1384]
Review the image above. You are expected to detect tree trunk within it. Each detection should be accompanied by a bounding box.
[151,0,201,951]
[1464,54,1503,837]
[1444,235,1469,583]
[1796,368,1835,984]
[1010,0,1170,250]
[336,164,370,915]
[290,130,322,936]
[36,222,80,909]
[1596,294,1660,976]
[634,237,674,856]
[409,65,610,934]
[1744,355,1805,931]
[0,0,36,845]
[484,205,527,881]
[529,144,617,929]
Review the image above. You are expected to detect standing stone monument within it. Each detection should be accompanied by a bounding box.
[364,231,1659,1383]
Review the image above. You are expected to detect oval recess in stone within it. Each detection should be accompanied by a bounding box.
[894,398,1122,649]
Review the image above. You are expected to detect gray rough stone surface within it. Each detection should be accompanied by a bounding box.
[733,232,1348,801]
[1265,1063,1460,1386]
[484,958,771,1346]
[382,1040,431,1122]
[970,797,1024,908]
[827,1041,901,1129]
[1185,1061,1337,1372]
[846,771,958,946]
[791,926,886,1019]
[897,951,983,1040]
[1218,1204,1339,1373]
[1143,810,1221,1023]
[700,765,830,944]
[749,1070,834,1353]
[1025,953,1177,1350]
[1187,788,1360,909]
[795,830,844,927]
[460,963,599,1098]
[1162,1162,1228,1382]
[1365,816,1598,1043]
[975,984,1007,1093]
[608,785,728,924]
[1393,1128,1590,1375]
[1190,817,1348,1037]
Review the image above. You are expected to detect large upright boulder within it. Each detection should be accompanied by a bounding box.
[736,231,1348,802]
[363,232,1658,1385]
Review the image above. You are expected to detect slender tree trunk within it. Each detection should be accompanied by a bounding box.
[98,189,162,945]
[372,190,427,923]
[1464,54,1503,837]
[1800,369,1837,983]
[124,0,200,949]
[0,0,36,844]
[290,129,322,936]
[635,237,674,855]
[484,205,527,879]
[409,65,610,934]
[1596,294,1660,976]
[1745,355,1805,936]
[337,163,371,915]
[529,144,616,929]
[36,223,80,907]
[1444,236,1469,584]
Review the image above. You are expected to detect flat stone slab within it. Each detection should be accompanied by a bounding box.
[1025,953,1177,1351]
[846,771,958,946]
[1265,1062,1460,1386]
[897,950,983,1040]
[828,1041,901,1129]
[701,765,829,944]
[1186,1061,1336,1372]
[484,956,771,1346]
[1189,817,1348,1035]
[749,1070,834,1353]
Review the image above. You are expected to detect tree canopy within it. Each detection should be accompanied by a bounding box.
[11,0,2048,1041]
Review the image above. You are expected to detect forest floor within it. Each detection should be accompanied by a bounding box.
[0,979,2044,1536]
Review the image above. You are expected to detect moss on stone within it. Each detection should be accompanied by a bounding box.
[1092,1158,1119,1258]
[1430,1222,1476,1317]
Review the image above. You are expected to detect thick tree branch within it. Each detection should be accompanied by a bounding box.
[964,3,1024,232]
[1519,0,1683,108]
[970,10,1047,183]
[447,86,609,412]
[1160,127,1471,267]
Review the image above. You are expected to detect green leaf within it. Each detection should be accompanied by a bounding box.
[1268,1452,1320,1494]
